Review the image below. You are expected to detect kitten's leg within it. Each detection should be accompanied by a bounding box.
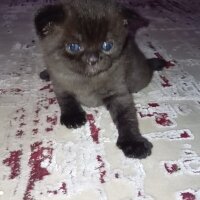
[128,58,165,93]
[147,58,166,71]
[103,93,152,159]
[56,92,87,128]
[39,69,50,81]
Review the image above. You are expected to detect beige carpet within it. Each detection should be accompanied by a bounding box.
[0,0,200,199]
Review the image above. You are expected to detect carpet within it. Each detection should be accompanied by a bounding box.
[0,0,200,199]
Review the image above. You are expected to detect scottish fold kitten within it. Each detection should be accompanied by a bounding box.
[34,0,164,159]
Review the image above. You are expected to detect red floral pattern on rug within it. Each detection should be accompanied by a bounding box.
[0,0,200,200]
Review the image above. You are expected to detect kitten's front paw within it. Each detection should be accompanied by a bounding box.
[60,111,87,129]
[117,135,153,159]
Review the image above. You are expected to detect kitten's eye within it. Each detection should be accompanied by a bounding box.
[101,41,113,52]
[65,43,81,53]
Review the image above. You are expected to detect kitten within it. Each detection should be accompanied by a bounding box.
[34,0,164,159]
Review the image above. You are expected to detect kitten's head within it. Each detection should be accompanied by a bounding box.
[35,0,129,77]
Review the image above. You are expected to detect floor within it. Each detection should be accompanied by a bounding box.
[0,0,200,200]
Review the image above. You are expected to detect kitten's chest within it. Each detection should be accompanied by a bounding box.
[73,80,102,107]
[53,72,103,107]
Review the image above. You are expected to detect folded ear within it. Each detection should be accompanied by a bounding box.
[120,6,149,27]
[34,4,65,38]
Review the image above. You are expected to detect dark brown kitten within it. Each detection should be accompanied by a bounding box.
[34,0,164,159]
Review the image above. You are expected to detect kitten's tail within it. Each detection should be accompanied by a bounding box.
[147,58,166,71]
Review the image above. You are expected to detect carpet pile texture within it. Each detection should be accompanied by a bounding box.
[0,0,200,199]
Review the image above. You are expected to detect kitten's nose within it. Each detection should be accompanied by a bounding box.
[87,53,99,66]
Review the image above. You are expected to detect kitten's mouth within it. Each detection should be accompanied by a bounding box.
[84,64,111,77]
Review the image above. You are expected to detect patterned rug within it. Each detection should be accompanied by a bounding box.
[0,0,200,199]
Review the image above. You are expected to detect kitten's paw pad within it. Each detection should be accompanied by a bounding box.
[117,136,153,159]
[60,111,86,129]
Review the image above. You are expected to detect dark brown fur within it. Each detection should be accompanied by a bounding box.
[34,0,164,159]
